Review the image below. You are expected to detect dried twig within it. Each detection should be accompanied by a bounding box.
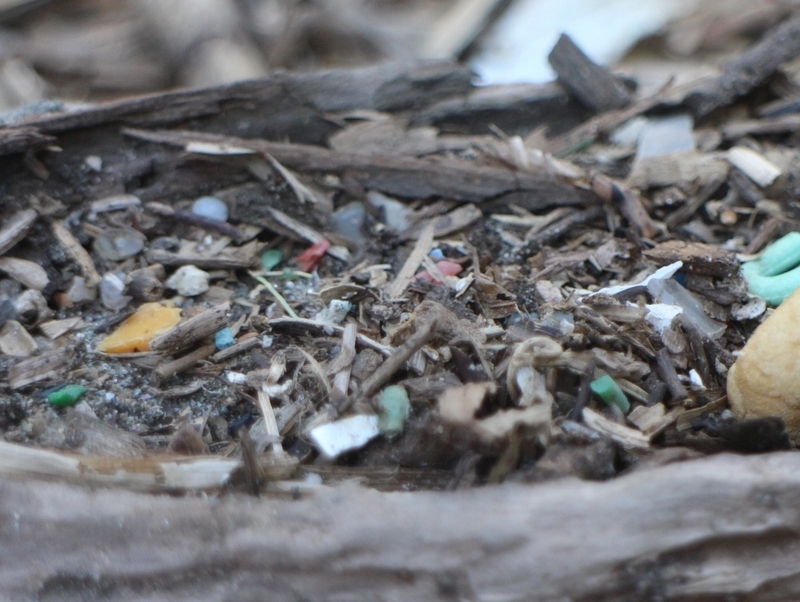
[387,220,435,299]
[337,317,438,415]
[149,303,230,353]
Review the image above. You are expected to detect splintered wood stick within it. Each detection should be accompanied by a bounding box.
[145,201,243,239]
[387,220,435,299]
[589,172,658,239]
[153,344,215,381]
[150,302,230,353]
[655,348,689,403]
[337,317,438,415]
[256,390,284,455]
[0,209,37,256]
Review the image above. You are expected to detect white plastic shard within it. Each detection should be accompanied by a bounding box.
[308,415,380,458]
[726,146,781,188]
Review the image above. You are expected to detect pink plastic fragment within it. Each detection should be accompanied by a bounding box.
[415,260,462,284]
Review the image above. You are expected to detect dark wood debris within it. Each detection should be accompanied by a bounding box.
[3,8,800,495]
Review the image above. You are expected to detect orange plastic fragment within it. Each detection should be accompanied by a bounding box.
[97,302,182,353]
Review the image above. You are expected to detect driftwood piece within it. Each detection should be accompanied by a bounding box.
[5,453,800,600]
[686,14,800,117]
[0,62,473,152]
[124,128,585,204]
[548,33,632,112]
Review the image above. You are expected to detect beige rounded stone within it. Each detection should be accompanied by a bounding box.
[728,286,800,442]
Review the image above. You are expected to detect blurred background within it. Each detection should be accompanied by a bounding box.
[0,0,793,112]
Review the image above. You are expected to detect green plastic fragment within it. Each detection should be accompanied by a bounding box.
[589,375,629,413]
[47,385,86,407]
[260,249,283,271]
[377,385,410,436]
[742,232,800,306]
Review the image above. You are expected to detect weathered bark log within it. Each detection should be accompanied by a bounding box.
[0,61,473,151]
[4,452,800,601]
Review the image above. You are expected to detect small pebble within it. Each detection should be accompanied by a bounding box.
[65,276,97,304]
[99,272,131,311]
[166,265,210,297]
[93,227,146,261]
[331,202,365,242]
[85,155,103,172]
[214,327,235,350]
[191,196,228,222]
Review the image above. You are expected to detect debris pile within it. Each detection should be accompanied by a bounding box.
[4,10,800,494]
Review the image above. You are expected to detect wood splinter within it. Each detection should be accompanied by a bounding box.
[336,317,438,416]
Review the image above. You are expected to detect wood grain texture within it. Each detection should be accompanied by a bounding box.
[4,452,800,601]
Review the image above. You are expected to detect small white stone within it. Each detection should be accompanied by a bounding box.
[225,371,247,385]
[308,414,380,458]
[85,155,103,171]
[166,265,210,296]
[99,272,131,311]
[191,196,228,222]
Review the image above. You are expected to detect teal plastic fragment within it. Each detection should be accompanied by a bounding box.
[47,385,86,407]
[260,249,283,271]
[377,385,410,436]
[742,232,800,305]
[589,375,630,413]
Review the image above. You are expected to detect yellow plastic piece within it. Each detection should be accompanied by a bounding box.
[97,302,182,353]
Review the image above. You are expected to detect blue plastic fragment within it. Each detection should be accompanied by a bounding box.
[214,327,235,350]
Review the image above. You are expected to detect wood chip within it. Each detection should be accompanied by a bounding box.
[50,218,101,287]
[149,302,230,354]
[548,33,632,112]
[0,256,48,290]
[581,407,650,449]
[0,209,36,256]
[387,220,435,299]
[9,346,73,389]
[0,320,37,356]
[38,317,85,340]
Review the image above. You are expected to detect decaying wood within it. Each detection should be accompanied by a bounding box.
[123,128,587,204]
[0,62,473,152]
[337,317,438,415]
[685,13,800,117]
[8,345,73,389]
[644,240,738,277]
[149,302,229,353]
[548,34,632,112]
[6,453,800,601]
[0,208,36,256]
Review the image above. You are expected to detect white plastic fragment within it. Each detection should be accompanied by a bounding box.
[636,114,695,159]
[644,303,683,334]
[85,156,103,171]
[225,371,247,385]
[592,261,682,297]
[166,265,210,296]
[308,414,380,458]
[726,146,781,188]
[191,196,228,222]
[315,300,353,324]
[689,369,705,391]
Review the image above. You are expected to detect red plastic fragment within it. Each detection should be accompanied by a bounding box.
[294,240,330,272]
[415,260,462,284]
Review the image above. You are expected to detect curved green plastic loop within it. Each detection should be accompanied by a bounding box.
[742,232,800,306]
